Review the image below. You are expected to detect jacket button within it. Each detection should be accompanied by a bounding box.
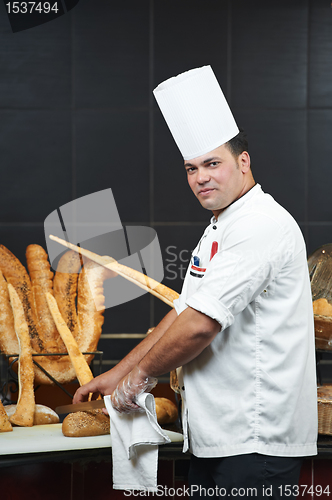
[213,225,217,230]
[182,386,185,391]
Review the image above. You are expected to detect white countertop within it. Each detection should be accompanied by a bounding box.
[0,424,183,456]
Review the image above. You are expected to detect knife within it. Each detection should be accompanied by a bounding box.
[55,399,106,415]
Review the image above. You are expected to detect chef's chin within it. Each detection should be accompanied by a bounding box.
[197,197,221,211]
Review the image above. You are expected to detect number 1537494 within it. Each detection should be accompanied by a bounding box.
[5,2,59,14]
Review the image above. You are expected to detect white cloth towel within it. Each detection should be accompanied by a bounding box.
[104,393,171,492]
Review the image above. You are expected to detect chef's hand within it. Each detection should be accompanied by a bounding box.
[111,365,158,413]
[73,370,119,405]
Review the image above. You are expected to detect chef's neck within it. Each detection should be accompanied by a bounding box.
[212,177,256,220]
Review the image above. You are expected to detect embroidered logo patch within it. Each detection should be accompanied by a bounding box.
[190,265,206,278]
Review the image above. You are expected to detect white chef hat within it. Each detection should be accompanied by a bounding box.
[153,65,239,161]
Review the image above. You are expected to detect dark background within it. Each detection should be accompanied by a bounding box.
[0,0,331,377]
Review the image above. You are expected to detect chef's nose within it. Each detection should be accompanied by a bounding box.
[197,167,210,184]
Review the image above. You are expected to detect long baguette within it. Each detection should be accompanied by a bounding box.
[7,284,35,427]
[76,260,113,353]
[0,245,44,353]
[45,293,94,387]
[26,245,59,353]
[49,235,179,307]
[0,270,18,357]
[53,250,81,347]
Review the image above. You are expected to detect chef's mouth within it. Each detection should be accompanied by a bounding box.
[198,188,215,196]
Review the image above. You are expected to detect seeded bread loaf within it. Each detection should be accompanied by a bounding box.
[62,409,110,437]
[61,397,178,437]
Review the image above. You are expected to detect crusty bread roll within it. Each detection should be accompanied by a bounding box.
[26,245,59,354]
[0,400,12,432]
[0,245,44,353]
[313,298,332,317]
[62,409,110,437]
[155,397,178,425]
[61,397,178,437]
[53,250,81,349]
[7,284,35,427]
[4,404,59,425]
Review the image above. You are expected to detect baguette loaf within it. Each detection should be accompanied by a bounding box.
[53,250,81,349]
[26,245,59,353]
[46,292,94,387]
[7,284,35,427]
[76,260,113,355]
[48,235,179,306]
[0,245,44,353]
[0,269,18,357]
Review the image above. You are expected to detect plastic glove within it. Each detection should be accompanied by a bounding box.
[111,365,158,414]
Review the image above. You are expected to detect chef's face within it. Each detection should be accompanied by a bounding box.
[184,143,252,219]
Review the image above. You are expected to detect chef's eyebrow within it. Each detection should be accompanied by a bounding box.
[184,157,220,168]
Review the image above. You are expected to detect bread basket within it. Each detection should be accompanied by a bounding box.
[317,385,332,435]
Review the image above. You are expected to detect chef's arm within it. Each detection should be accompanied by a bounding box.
[140,306,219,376]
[73,308,178,403]
[111,307,220,412]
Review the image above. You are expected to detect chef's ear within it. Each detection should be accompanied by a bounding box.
[238,151,250,173]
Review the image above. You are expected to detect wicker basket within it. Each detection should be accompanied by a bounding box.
[317,384,332,435]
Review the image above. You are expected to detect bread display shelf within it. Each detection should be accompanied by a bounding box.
[0,423,183,456]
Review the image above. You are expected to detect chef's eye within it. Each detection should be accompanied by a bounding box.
[186,166,196,174]
[209,161,219,167]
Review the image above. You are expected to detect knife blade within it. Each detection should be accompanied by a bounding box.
[55,399,106,415]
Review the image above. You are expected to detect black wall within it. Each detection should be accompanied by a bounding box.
[0,0,331,365]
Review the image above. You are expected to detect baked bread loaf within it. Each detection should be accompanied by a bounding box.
[4,404,59,425]
[313,298,332,317]
[49,235,179,307]
[0,270,18,358]
[53,250,81,349]
[155,397,178,425]
[7,284,35,427]
[26,244,59,354]
[46,292,94,387]
[0,246,111,385]
[0,245,43,353]
[61,397,178,437]
[36,257,111,386]
[62,409,110,437]
[0,400,12,432]
[76,260,113,355]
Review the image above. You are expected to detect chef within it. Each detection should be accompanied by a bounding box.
[74,66,318,498]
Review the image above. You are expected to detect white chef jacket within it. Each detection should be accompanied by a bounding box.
[174,184,317,458]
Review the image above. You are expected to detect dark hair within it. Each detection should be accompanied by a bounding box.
[225,129,248,159]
